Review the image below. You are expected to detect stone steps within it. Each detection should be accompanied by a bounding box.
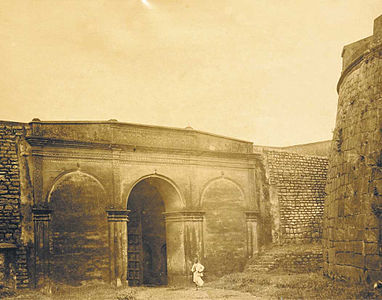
[245,245,323,274]
[245,254,280,273]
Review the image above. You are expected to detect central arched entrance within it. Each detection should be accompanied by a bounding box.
[127,176,181,286]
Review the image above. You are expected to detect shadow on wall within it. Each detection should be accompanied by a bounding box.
[202,179,247,278]
[49,172,108,286]
[0,248,16,289]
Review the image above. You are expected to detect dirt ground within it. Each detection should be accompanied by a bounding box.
[3,271,382,300]
[3,284,259,300]
[135,286,259,300]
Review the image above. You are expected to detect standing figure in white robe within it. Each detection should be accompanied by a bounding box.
[191,258,205,289]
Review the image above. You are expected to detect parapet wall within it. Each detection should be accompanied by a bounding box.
[27,120,253,154]
[323,15,382,282]
[263,150,328,244]
[341,16,382,74]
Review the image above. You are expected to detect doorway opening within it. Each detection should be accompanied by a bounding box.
[127,177,169,286]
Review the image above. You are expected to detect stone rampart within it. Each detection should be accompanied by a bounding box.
[264,150,328,244]
[0,122,28,288]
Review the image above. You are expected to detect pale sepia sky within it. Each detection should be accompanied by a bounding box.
[1,0,381,146]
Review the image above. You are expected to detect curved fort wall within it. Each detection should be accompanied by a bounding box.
[323,15,382,282]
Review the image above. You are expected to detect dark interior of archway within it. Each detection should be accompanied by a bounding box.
[50,173,108,285]
[127,180,167,286]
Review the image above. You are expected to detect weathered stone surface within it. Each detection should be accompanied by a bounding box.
[323,15,382,283]
[202,179,247,277]
[262,150,328,244]
[0,122,29,288]
[49,173,109,285]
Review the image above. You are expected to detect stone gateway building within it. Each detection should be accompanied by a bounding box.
[0,119,329,288]
[1,120,263,287]
[323,15,382,283]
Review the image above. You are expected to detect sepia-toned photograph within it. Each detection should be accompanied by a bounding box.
[0,0,382,299]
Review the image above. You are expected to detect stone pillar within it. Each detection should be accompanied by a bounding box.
[163,211,204,286]
[107,209,129,287]
[245,211,259,258]
[32,208,52,288]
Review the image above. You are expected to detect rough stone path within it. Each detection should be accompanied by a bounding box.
[135,286,260,300]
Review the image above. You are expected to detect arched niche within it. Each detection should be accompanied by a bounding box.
[201,178,246,277]
[48,171,108,285]
[46,170,106,203]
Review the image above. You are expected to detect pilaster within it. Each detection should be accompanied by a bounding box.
[163,211,204,285]
[31,152,43,206]
[245,211,259,258]
[111,148,122,207]
[32,208,52,287]
[107,209,129,287]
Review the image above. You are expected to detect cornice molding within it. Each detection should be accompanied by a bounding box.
[29,146,259,169]
[106,209,130,222]
[32,208,53,222]
[337,43,382,93]
[245,211,260,222]
[163,211,205,223]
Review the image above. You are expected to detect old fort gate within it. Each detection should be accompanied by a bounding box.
[23,120,261,287]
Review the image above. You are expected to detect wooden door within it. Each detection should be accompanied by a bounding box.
[127,211,143,286]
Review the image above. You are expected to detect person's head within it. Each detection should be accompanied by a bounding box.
[194,258,199,264]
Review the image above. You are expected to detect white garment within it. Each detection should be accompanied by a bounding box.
[191,262,205,287]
